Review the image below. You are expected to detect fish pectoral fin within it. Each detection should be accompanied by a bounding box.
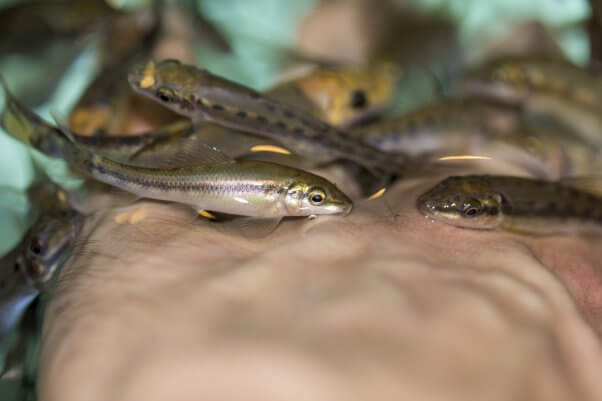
[559,176,602,197]
[217,216,283,238]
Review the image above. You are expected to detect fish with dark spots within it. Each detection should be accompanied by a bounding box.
[417,175,602,235]
[127,59,409,174]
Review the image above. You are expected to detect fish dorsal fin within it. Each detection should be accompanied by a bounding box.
[136,136,234,169]
[559,176,602,198]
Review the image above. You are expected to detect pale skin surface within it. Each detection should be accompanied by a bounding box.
[37,163,602,401]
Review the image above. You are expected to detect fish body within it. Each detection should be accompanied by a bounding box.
[55,130,352,217]
[127,59,408,173]
[350,98,563,178]
[459,57,602,146]
[352,98,518,155]
[417,175,602,235]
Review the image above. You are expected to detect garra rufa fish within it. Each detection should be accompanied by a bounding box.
[266,63,401,128]
[68,2,167,135]
[150,63,404,162]
[127,59,409,174]
[350,97,523,155]
[417,175,602,235]
[52,119,353,218]
[0,186,83,344]
[349,97,593,179]
[458,57,602,147]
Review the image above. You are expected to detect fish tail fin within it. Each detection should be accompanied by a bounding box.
[0,75,48,148]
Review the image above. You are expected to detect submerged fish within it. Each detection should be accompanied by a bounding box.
[51,120,353,217]
[458,57,602,146]
[417,175,602,235]
[349,97,602,179]
[267,63,401,128]
[351,97,522,155]
[127,59,408,173]
[68,3,165,135]
[0,199,83,344]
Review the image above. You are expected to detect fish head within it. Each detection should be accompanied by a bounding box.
[296,63,401,127]
[21,211,82,286]
[128,59,202,115]
[417,176,504,230]
[283,175,353,217]
[129,59,261,117]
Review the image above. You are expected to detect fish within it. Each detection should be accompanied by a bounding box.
[267,63,401,128]
[0,193,83,345]
[417,175,602,235]
[68,2,167,135]
[458,57,602,146]
[350,97,522,155]
[52,119,353,218]
[127,59,409,174]
[348,98,568,178]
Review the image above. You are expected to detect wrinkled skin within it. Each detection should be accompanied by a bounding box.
[38,162,602,401]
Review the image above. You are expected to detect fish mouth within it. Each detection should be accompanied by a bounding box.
[416,194,437,217]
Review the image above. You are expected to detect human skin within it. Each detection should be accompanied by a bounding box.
[37,167,602,401]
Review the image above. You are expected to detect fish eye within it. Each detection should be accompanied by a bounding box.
[350,90,367,109]
[462,198,483,218]
[157,87,175,102]
[29,238,43,256]
[309,188,327,205]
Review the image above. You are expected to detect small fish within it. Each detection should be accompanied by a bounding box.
[458,57,602,146]
[267,63,401,128]
[127,59,408,173]
[68,2,165,135]
[349,98,564,178]
[351,98,521,155]
[417,175,602,235]
[0,197,83,344]
[53,121,353,217]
